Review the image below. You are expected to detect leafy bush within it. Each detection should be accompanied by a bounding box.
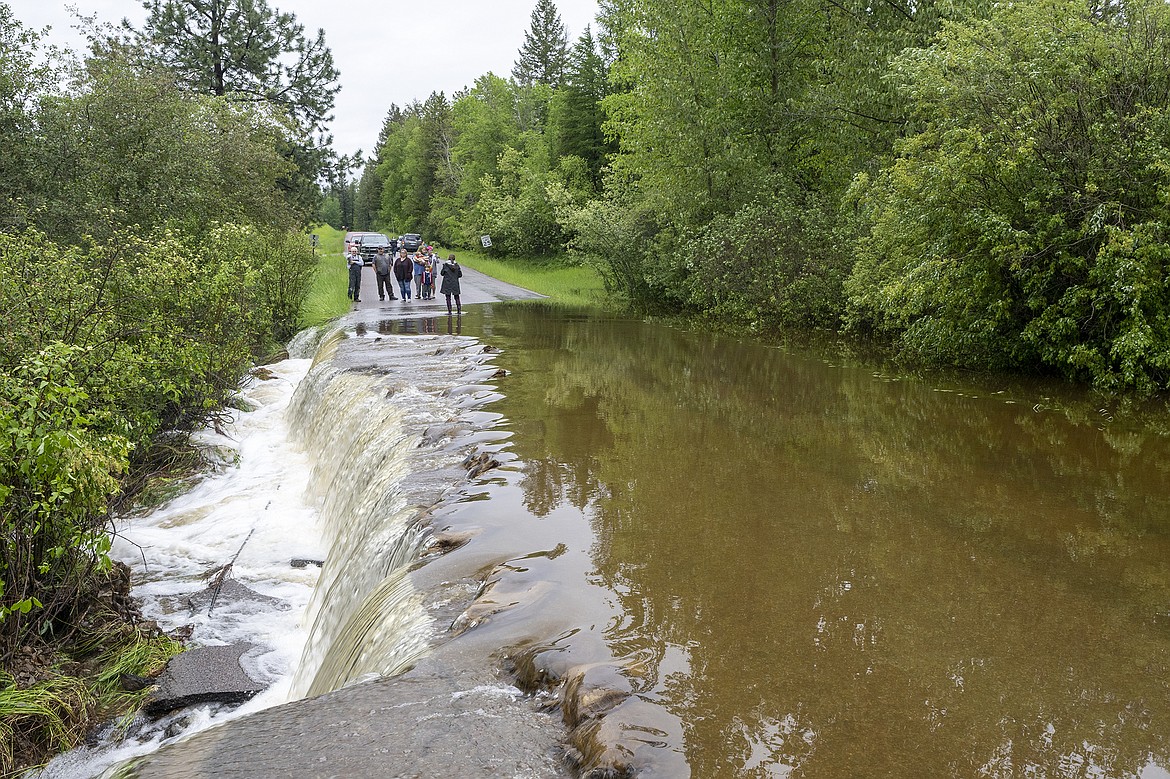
[846,0,1170,392]
[0,225,314,659]
[681,196,850,330]
[0,344,128,655]
[554,193,672,310]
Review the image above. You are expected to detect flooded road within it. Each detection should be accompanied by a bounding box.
[47,300,1170,778]
[478,306,1170,777]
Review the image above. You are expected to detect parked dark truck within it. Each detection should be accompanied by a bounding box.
[357,233,392,265]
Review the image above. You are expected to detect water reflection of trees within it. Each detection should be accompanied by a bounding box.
[490,305,1170,778]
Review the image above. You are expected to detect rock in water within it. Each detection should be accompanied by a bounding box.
[143,643,266,717]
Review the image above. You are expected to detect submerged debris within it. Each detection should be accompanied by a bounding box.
[462,450,501,478]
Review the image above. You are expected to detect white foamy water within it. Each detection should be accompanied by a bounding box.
[36,323,505,779]
[36,356,322,779]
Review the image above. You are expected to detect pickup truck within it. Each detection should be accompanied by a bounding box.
[356,233,392,265]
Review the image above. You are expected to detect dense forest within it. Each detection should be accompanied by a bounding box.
[0,0,336,767]
[334,0,1170,394]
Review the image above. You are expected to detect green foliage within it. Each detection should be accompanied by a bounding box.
[0,670,90,774]
[683,195,851,329]
[554,190,674,309]
[375,94,457,241]
[474,142,565,256]
[137,0,339,133]
[128,0,339,221]
[0,6,320,764]
[318,194,342,229]
[547,26,612,184]
[25,48,300,242]
[0,4,64,231]
[846,0,1170,392]
[0,343,127,652]
[0,224,314,657]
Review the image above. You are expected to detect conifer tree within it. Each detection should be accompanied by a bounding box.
[511,0,570,88]
[551,26,611,180]
[137,0,339,133]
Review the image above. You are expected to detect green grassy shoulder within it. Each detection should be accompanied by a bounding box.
[439,246,608,308]
[299,225,350,328]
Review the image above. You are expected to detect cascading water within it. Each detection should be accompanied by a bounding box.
[35,322,507,778]
[283,327,504,698]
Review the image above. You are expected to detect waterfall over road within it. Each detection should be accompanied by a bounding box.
[36,319,530,779]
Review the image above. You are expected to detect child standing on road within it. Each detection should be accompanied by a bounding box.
[420,263,434,300]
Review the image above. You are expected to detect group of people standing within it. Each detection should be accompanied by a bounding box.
[347,245,463,314]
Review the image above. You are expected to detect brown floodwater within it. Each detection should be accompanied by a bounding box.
[471,302,1170,778]
[117,301,1170,779]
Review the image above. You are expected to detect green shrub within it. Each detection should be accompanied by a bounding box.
[681,196,850,330]
[0,343,128,656]
[846,0,1170,392]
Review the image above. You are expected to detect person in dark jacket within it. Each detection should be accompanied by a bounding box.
[440,253,462,314]
[372,247,396,301]
[393,248,414,300]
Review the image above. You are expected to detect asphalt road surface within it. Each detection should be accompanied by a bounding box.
[351,260,545,312]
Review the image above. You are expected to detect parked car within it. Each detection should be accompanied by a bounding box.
[400,233,423,252]
[356,233,392,265]
[344,231,380,256]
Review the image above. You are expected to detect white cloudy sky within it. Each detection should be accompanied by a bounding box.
[13,0,601,160]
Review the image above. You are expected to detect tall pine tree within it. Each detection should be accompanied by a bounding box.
[512,0,570,88]
[550,26,611,181]
[138,0,339,133]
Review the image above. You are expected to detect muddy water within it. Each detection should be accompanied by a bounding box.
[105,302,1170,778]
[472,304,1170,778]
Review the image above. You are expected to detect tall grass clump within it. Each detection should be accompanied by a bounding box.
[299,225,351,327]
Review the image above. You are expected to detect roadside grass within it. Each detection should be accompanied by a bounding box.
[0,672,90,774]
[299,225,350,328]
[0,631,180,775]
[440,246,608,308]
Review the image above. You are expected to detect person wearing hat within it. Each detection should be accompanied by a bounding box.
[440,253,462,315]
[372,246,396,301]
[346,244,363,303]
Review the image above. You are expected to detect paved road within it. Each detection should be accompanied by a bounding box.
[351,259,545,313]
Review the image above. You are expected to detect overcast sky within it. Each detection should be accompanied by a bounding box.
[14,0,602,161]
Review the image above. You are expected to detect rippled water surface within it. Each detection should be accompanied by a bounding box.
[470,304,1170,778]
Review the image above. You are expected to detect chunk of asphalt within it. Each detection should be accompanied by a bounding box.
[184,579,288,615]
[143,643,266,717]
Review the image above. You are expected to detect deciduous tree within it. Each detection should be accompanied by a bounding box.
[846,0,1170,392]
